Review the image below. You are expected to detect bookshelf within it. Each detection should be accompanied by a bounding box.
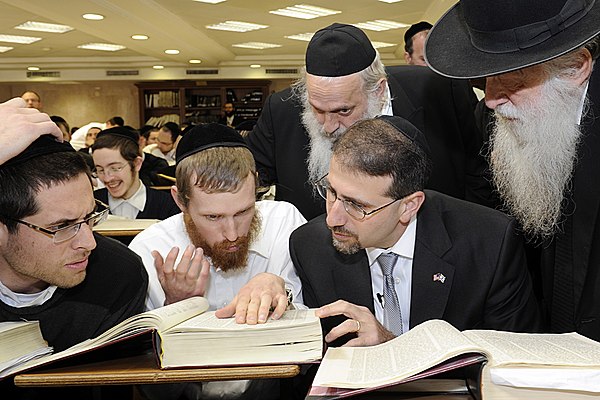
[136,80,271,128]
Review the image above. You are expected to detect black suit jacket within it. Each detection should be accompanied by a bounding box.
[290,190,542,347]
[140,152,169,186]
[246,66,493,220]
[94,186,180,220]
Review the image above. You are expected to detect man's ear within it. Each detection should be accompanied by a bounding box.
[171,186,185,212]
[399,191,425,224]
[0,222,10,249]
[403,51,412,64]
[572,48,594,86]
[133,156,143,173]
[375,77,387,99]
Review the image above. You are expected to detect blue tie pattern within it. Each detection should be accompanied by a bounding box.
[378,252,403,335]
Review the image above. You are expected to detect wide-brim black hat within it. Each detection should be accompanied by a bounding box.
[425,0,600,79]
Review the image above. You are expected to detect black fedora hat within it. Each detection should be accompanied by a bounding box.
[425,0,600,79]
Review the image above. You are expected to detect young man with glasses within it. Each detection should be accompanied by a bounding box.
[0,134,148,398]
[290,116,542,351]
[92,126,179,222]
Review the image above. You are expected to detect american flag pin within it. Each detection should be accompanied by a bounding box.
[433,273,446,283]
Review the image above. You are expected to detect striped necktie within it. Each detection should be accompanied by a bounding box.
[378,252,403,335]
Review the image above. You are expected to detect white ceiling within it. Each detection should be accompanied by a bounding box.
[0,0,457,82]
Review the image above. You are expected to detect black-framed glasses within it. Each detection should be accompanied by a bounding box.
[314,174,401,220]
[5,199,109,244]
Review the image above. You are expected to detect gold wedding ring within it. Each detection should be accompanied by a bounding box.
[354,319,361,333]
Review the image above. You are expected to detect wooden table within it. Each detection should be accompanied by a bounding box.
[93,217,160,237]
[14,353,300,387]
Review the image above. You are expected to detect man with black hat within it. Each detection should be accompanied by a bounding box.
[92,126,179,224]
[129,123,305,399]
[246,22,491,220]
[0,133,148,398]
[403,21,433,66]
[426,0,600,341]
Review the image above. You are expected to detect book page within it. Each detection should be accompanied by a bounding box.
[93,215,160,232]
[312,319,486,389]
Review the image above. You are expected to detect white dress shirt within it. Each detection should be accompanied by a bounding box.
[108,181,147,219]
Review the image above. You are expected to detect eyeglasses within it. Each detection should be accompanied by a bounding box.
[96,164,127,177]
[6,199,109,244]
[314,175,401,220]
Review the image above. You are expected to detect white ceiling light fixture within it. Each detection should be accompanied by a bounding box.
[0,46,13,53]
[371,41,396,48]
[193,0,226,3]
[189,59,202,64]
[27,66,40,71]
[250,64,261,68]
[232,42,281,49]
[77,43,126,51]
[15,21,73,34]
[82,13,104,20]
[164,49,180,55]
[206,21,268,32]
[355,20,409,31]
[131,34,148,40]
[153,65,164,70]
[285,32,314,42]
[0,34,41,44]
[378,0,404,3]
[269,4,340,20]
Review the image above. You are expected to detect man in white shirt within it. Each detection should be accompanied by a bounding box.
[145,122,180,166]
[129,123,306,399]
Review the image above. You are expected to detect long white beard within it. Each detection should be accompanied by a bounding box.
[489,76,585,239]
[303,92,383,185]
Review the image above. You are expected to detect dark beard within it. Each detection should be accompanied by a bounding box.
[183,211,261,272]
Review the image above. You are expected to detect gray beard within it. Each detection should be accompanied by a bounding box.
[489,76,585,239]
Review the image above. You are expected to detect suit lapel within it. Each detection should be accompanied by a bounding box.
[332,251,375,314]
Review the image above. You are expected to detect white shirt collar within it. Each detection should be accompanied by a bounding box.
[366,215,417,265]
[577,81,590,125]
[381,82,393,116]
[0,279,57,307]
[109,180,147,212]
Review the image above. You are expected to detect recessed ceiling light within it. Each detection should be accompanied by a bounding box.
[354,20,409,31]
[27,66,40,71]
[77,43,126,51]
[164,49,180,55]
[269,4,340,19]
[189,59,202,64]
[131,34,148,40]
[206,21,268,32]
[250,64,261,68]
[193,0,226,3]
[0,34,41,44]
[378,0,403,3]
[0,46,13,53]
[15,21,73,33]
[82,13,104,21]
[232,42,281,49]
[285,32,314,42]
[371,41,396,48]
[153,65,164,70]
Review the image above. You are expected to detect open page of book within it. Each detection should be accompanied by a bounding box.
[464,330,600,392]
[0,321,53,378]
[312,319,487,389]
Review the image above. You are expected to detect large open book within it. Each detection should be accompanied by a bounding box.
[1,297,323,380]
[310,319,600,399]
[0,321,53,379]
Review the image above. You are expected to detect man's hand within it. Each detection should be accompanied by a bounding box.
[316,300,396,347]
[0,97,63,165]
[215,272,287,324]
[152,245,210,305]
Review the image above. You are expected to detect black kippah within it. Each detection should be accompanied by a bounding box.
[404,21,432,44]
[96,126,140,145]
[306,23,376,77]
[375,115,431,159]
[1,134,75,168]
[175,123,248,164]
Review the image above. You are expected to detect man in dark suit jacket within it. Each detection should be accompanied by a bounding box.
[290,116,541,349]
[246,23,492,220]
[425,0,600,340]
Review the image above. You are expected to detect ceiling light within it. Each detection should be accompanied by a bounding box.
[232,42,281,49]
[269,4,340,19]
[15,21,73,33]
[0,46,13,53]
[131,34,148,40]
[371,41,396,48]
[378,0,403,3]
[285,32,314,42]
[27,66,40,71]
[153,65,164,70]
[0,34,41,44]
[354,20,409,31]
[164,49,180,55]
[193,0,226,3]
[206,21,268,32]
[82,13,104,21]
[189,59,202,64]
[77,43,126,51]
[250,64,261,68]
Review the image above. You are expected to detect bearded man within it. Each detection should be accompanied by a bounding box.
[246,22,492,220]
[425,0,600,339]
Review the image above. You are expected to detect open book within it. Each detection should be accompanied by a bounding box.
[0,321,53,378]
[310,319,600,399]
[1,297,323,379]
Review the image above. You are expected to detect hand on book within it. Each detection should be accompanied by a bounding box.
[316,300,396,347]
[215,272,288,324]
[152,245,211,305]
